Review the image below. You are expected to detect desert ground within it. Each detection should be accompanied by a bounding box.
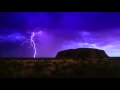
[0,58,120,78]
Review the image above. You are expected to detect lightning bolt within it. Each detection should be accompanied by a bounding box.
[21,32,41,58]
[31,32,36,58]
[0,31,42,58]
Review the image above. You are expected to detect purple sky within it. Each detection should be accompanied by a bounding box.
[0,12,120,57]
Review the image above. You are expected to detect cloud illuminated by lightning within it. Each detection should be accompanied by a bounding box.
[0,33,25,42]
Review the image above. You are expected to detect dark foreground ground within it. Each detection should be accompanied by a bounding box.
[0,58,120,78]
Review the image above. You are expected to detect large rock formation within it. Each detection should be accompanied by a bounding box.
[55,48,109,59]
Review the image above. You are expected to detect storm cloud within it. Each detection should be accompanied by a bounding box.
[0,12,120,57]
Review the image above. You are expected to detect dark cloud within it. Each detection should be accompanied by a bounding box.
[1,12,120,33]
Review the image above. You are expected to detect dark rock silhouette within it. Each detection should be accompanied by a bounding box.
[55,48,109,59]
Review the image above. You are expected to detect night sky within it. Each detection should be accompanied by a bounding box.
[0,12,120,58]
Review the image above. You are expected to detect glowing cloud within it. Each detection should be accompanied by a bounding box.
[0,33,26,42]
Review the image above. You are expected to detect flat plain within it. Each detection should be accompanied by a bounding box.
[0,58,120,78]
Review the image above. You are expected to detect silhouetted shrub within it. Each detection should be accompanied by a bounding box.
[33,63,44,74]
